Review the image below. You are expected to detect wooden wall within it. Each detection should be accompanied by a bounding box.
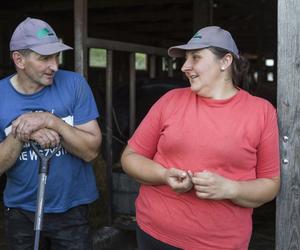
[276,0,300,249]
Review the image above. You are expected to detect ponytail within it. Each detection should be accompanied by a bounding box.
[208,47,250,90]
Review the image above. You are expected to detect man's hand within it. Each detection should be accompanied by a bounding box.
[190,170,234,200]
[30,128,60,149]
[165,168,193,193]
[11,112,53,141]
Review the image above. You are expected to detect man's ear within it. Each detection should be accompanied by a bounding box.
[12,51,26,70]
[220,53,233,71]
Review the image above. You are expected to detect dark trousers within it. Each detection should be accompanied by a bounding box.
[4,205,92,250]
[136,225,182,250]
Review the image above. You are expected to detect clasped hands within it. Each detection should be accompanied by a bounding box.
[164,168,234,200]
[11,112,60,148]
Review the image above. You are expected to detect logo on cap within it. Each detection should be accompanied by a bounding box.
[36,28,54,39]
[193,32,202,39]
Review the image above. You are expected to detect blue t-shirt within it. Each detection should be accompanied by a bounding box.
[0,70,100,213]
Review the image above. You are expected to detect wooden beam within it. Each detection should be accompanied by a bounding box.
[88,0,189,8]
[193,0,213,32]
[149,55,156,78]
[112,21,191,33]
[276,0,300,249]
[17,0,190,12]
[89,9,190,24]
[129,53,136,135]
[105,50,114,225]
[87,37,168,56]
[74,0,87,77]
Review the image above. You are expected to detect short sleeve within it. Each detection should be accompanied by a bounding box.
[0,130,5,142]
[73,74,99,125]
[256,105,280,178]
[128,91,174,159]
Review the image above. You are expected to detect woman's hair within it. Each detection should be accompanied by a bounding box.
[208,47,250,90]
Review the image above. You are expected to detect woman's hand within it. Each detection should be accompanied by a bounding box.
[190,170,234,200]
[165,168,193,193]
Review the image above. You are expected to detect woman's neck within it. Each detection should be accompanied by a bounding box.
[196,80,238,100]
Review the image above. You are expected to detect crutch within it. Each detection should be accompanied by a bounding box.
[30,141,61,250]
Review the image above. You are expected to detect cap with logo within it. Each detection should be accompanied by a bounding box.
[9,17,72,55]
[168,26,239,58]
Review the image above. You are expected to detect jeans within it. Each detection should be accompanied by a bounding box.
[4,205,92,250]
[136,225,182,250]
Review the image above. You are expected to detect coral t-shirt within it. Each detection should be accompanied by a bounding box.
[128,88,280,250]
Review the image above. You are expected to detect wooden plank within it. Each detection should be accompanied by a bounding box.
[129,53,136,135]
[105,50,114,225]
[74,0,87,77]
[14,0,189,12]
[149,55,156,78]
[193,0,213,32]
[89,9,190,24]
[167,58,174,78]
[87,37,168,56]
[276,0,300,249]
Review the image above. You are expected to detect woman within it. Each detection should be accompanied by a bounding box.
[121,26,280,250]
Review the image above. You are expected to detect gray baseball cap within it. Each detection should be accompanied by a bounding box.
[10,17,72,55]
[168,26,239,58]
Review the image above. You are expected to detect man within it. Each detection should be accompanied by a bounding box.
[0,17,102,249]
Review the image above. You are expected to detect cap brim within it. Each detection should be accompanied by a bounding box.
[30,42,73,55]
[168,44,209,58]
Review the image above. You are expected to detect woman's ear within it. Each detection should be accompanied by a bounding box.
[12,51,26,70]
[220,53,233,71]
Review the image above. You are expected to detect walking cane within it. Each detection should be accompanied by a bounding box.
[30,141,61,250]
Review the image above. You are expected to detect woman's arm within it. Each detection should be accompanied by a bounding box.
[121,145,167,185]
[190,171,280,208]
[121,145,193,193]
[228,176,280,207]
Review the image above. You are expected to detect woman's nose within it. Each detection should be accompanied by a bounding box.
[181,59,192,72]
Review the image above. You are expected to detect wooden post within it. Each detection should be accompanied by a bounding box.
[276,0,300,249]
[167,57,173,78]
[193,0,213,32]
[74,0,87,77]
[255,3,265,94]
[149,55,156,79]
[129,53,136,135]
[105,50,113,225]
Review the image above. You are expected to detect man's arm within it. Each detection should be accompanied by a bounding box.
[0,134,23,176]
[50,116,102,162]
[11,112,102,162]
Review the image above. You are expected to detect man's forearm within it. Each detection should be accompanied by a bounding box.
[0,134,23,175]
[49,116,101,162]
[11,112,101,162]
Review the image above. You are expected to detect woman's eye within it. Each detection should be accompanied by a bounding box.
[39,56,48,61]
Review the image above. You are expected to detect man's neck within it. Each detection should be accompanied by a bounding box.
[10,74,44,94]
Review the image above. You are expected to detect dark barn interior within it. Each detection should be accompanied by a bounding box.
[0,0,277,249]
